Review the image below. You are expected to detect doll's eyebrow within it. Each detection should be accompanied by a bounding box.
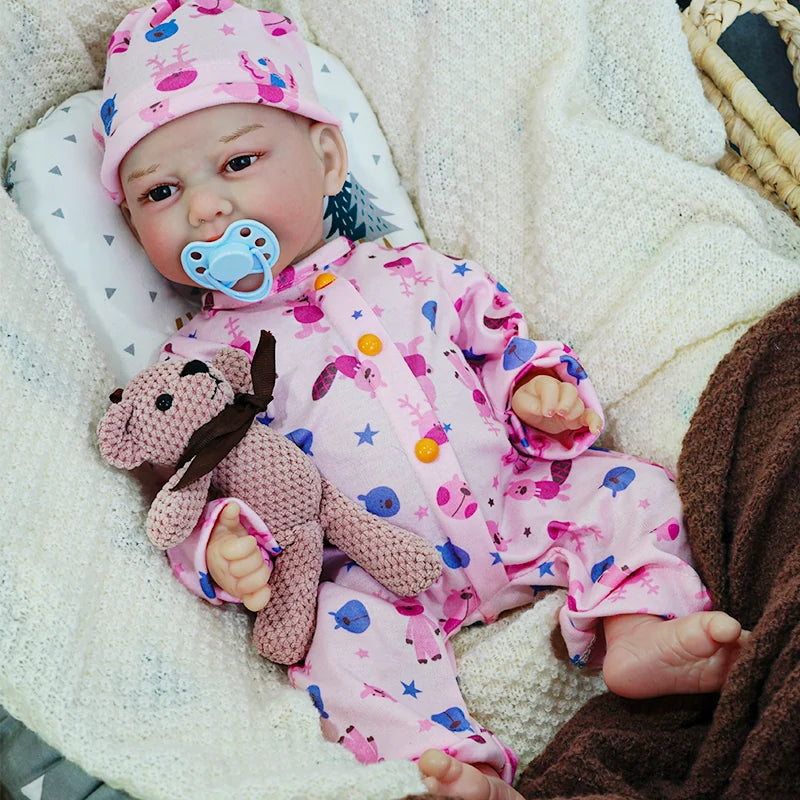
[219,124,263,143]
[125,164,159,183]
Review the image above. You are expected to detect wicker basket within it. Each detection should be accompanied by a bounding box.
[682,0,800,221]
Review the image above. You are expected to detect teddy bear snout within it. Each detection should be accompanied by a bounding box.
[180,360,210,377]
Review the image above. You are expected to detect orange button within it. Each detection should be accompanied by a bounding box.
[414,437,439,463]
[357,333,383,356]
[314,273,336,290]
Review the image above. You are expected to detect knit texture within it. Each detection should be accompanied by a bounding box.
[4,0,800,798]
[513,290,800,799]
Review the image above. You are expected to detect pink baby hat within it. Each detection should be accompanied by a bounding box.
[97,0,341,202]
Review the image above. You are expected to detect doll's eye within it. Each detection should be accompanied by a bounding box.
[226,154,257,172]
[155,393,173,411]
[146,184,176,202]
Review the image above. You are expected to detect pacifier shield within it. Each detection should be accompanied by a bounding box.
[181,219,279,302]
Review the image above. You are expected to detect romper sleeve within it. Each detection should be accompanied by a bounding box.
[432,249,603,460]
[165,498,281,605]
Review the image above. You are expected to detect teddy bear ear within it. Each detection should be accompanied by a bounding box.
[97,399,147,470]
[211,347,252,393]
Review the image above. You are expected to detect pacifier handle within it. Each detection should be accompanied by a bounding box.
[181,219,279,302]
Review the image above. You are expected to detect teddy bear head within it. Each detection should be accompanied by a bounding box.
[97,347,253,471]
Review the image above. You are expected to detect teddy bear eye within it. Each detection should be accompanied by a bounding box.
[155,393,173,411]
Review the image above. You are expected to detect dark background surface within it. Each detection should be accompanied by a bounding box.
[678,0,800,130]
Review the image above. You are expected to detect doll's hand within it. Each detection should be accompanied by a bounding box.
[511,374,602,437]
[207,503,272,611]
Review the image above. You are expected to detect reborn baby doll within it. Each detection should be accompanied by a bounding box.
[94,2,747,794]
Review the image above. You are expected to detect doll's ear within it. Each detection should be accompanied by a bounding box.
[311,123,348,197]
[97,400,147,470]
[211,347,252,393]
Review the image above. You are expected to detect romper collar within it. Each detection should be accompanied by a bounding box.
[202,236,355,311]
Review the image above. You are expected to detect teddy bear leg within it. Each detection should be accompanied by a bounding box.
[252,521,323,664]
[319,478,442,596]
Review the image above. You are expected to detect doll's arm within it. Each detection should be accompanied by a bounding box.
[431,248,603,458]
[319,478,442,596]
[165,497,280,606]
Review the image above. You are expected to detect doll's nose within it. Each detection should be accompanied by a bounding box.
[187,187,234,227]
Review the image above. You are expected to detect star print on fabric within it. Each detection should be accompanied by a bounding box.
[452,262,472,276]
[638,499,650,509]
[220,24,235,35]
[523,527,532,537]
[373,304,385,317]
[415,506,430,520]
[490,552,503,565]
[402,680,422,698]
[418,719,434,732]
[493,475,500,489]
[352,309,363,320]
[356,649,370,659]
[538,561,555,577]
[488,497,495,507]
[443,422,452,433]
[172,561,185,577]
[355,424,379,445]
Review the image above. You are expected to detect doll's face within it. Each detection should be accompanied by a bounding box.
[119,103,347,289]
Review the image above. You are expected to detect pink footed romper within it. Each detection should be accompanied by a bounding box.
[163,236,710,781]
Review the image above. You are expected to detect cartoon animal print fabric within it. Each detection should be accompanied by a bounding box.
[162,236,708,778]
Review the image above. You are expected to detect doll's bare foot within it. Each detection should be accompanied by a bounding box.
[419,750,524,800]
[207,502,272,611]
[602,611,748,698]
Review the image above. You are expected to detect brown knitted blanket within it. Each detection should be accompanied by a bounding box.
[506,292,800,799]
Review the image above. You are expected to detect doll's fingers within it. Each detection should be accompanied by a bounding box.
[554,380,579,414]
[557,395,585,424]
[531,375,559,416]
[217,533,260,560]
[513,393,542,425]
[235,562,272,595]
[215,502,242,534]
[242,584,271,612]
[228,546,266,577]
[583,409,603,435]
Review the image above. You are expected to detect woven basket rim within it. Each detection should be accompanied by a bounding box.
[683,0,800,220]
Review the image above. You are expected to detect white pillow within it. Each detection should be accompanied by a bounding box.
[7,44,423,383]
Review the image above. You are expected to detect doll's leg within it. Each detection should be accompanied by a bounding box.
[502,450,718,669]
[289,574,517,782]
[601,609,746,697]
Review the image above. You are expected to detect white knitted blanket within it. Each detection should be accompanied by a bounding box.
[3,1,800,798]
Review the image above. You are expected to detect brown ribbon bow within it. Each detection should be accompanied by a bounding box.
[172,330,277,491]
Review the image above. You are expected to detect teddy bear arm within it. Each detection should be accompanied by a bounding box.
[146,467,212,549]
[319,479,442,597]
[251,520,324,664]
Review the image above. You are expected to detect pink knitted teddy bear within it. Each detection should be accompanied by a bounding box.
[97,332,442,664]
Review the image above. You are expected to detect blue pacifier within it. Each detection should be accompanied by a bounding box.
[181,219,279,302]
